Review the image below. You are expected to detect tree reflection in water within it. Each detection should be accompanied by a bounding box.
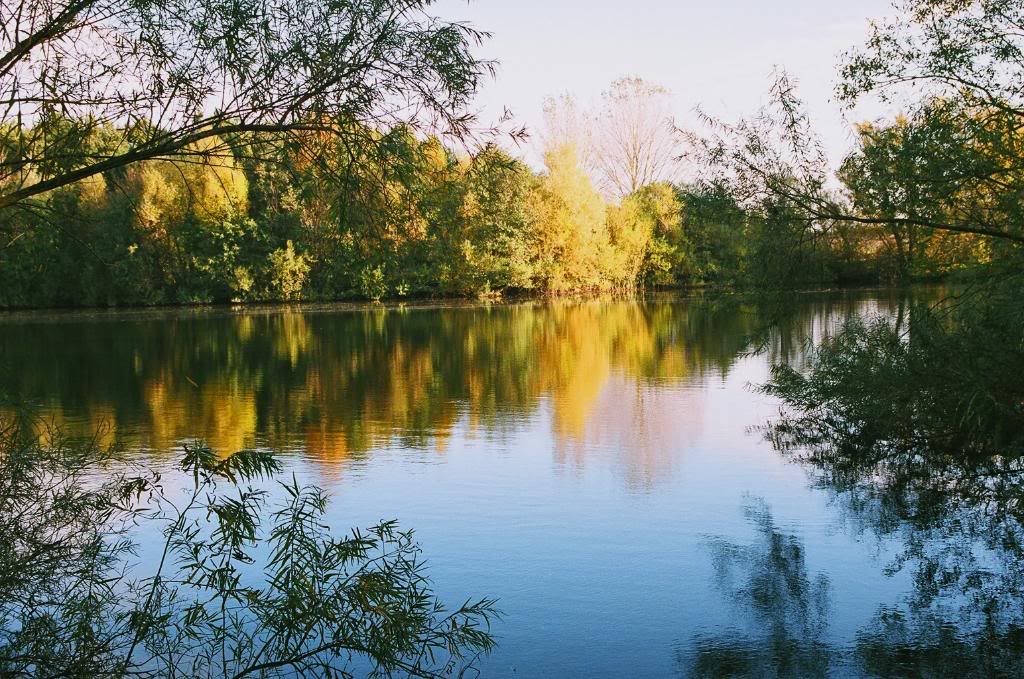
[682,283,1024,677]
[6,289,1019,674]
[680,499,833,678]
[682,451,1024,678]
[764,297,1024,677]
[0,291,902,465]
[0,295,773,474]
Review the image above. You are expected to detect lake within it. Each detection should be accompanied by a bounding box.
[0,289,1012,677]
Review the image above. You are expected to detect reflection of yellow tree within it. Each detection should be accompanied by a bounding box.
[534,301,705,487]
[142,370,259,453]
[537,300,695,447]
[536,302,613,441]
[195,382,259,454]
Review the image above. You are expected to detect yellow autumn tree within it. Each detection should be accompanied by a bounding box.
[530,143,613,293]
[131,136,248,228]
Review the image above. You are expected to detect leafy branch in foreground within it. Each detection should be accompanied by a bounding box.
[0,0,495,212]
[0,419,498,678]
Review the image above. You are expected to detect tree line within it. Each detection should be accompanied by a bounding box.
[0,107,1005,308]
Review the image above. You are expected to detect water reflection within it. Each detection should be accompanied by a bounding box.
[554,375,706,490]
[682,413,1024,679]
[680,500,833,678]
[766,365,1024,643]
[0,298,730,464]
[692,285,1024,677]
[680,497,1024,678]
[0,293,906,472]
[5,288,1005,676]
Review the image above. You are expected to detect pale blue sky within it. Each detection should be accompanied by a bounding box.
[434,0,900,167]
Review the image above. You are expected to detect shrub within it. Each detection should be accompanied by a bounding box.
[358,264,387,302]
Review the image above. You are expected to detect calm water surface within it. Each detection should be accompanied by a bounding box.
[0,290,1011,677]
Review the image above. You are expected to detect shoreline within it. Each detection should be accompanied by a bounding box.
[0,281,946,324]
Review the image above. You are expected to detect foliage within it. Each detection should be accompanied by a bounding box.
[268,241,311,301]
[7,0,1024,307]
[838,103,1020,279]
[607,183,687,286]
[529,144,613,292]
[358,264,388,302]
[540,78,680,200]
[0,417,498,678]
[838,0,1024,113]
[1,97,1006,306]
[684,73,897,288]
[454,146,538,293]
[0,118,714,306]
[685,0,1024,290]
[677,184,747,284]
[0,0,491,212]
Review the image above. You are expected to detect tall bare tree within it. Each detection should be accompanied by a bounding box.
[540,93,591,162]
[590,77,680,199]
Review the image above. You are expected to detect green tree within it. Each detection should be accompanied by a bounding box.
[677,184,748,284]
[457,146,539,293]
[268,240,311,301]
